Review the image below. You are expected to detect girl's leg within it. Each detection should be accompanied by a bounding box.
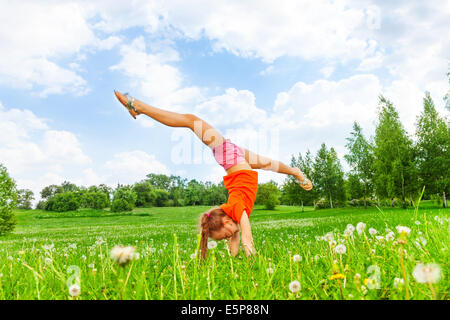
[240,146,313,190]
[115,91,225,149]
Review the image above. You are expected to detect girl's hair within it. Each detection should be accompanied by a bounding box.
[199,207,228,260]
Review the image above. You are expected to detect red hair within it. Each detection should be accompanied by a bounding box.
[199,208,228,259]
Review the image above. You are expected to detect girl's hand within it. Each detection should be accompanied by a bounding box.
[239,211,255,256]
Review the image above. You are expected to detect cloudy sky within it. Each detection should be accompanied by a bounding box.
[0,0,449,201]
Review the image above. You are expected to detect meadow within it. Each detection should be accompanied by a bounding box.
[0,201,448,300]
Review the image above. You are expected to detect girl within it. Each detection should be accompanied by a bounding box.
[114,91,313,259]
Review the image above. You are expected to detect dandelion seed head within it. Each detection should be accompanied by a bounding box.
[69,284,81,297]
[335,244,347,255]
[289,280,301,293]
[110,245,136,266]
[412,263,441,284]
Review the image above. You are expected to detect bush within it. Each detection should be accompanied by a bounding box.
[132,182,156,207]
[50,192,80,212]
[154,189,170,207]
[0,164,18,235]
[111,186,137,212]
[111,198,133,212]
[82,192,110,209]
[36,200,47,210]
[315,198,331,210]
[256,182,280,210]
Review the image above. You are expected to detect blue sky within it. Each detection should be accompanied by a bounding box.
[0,0,448,202]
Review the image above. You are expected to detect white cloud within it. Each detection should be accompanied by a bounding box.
[104,150,170,185]
[273,74,382,130]
[110,36,204,115]
[195,88,268,128]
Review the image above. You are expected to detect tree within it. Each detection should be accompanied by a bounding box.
[40,184,63,200]
[0,164,18,235]
[255,181,280,210]
[16,189,34,210]
[415,92,450,207]
[50,193,80,212]
[373,96,417,208]
[133,181,157,207]
[312,143,346,208]
[82,192,110,209]
[344,122,375,208]
[281,151,317,208]
[154,189,170,207]
[346,173,364,200]
[111,186,137,212]
[184,180,205,205]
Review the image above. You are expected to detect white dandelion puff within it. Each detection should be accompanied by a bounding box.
[412,263,441,284]
[207,241,217,250]
[69,284,81,297]
[396,226,411,235]
[369,228,377,236]
[293,254,302,262]
[44,257,52,265]
[289,280,301,293]
[335,244,347,255]
[110,245,136,266]
[356,222,366,235]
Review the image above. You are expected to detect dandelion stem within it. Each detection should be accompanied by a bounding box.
[428,283,437,300]
[399,246,410,300]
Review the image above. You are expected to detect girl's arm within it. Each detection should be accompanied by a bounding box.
[229,230,240,256]
[239,210,255,256]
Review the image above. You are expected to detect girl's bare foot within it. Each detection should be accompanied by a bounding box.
[292,167,313,191]
[114,90,140,119]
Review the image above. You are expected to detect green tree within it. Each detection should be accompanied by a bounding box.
[111,185,137,212]
[16,189,35,210]
[184,180,205,205]
[345,173,364,200]
[373,96,417,208]
[82,192,110,209]
[281,151,317,208]
[255,181,280,210]
[0,164,18,235]
[40,184,63,200]
[344,122,375,208]
[312,143,346,208]
[133,181,157,207]
[415,92,450,207]
[154,189,170,207]
[50,192,80,212]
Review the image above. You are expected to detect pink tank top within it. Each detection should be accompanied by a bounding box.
[212,139,246,170]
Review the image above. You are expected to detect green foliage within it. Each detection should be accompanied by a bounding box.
[81,192,110,209]
[373,96,417,208]
[312,143,346,208]
[255,181,280,210]
[0,164,18,235]
[133,182,157,207]
[415,92,450,207]
[111,198,133,212]
[40,184,63,200]
[154,189,170,207]
[281,151,317,206]
[344,122,375,207]
[16,189,34,210]
[47,192,80,212]
[111,186,137,212]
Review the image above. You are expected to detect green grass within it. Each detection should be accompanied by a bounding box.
[0,201,448,300]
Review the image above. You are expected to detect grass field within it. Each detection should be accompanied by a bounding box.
[0,201,448,300]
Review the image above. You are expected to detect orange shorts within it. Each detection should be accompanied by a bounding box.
[220,170,258,223]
